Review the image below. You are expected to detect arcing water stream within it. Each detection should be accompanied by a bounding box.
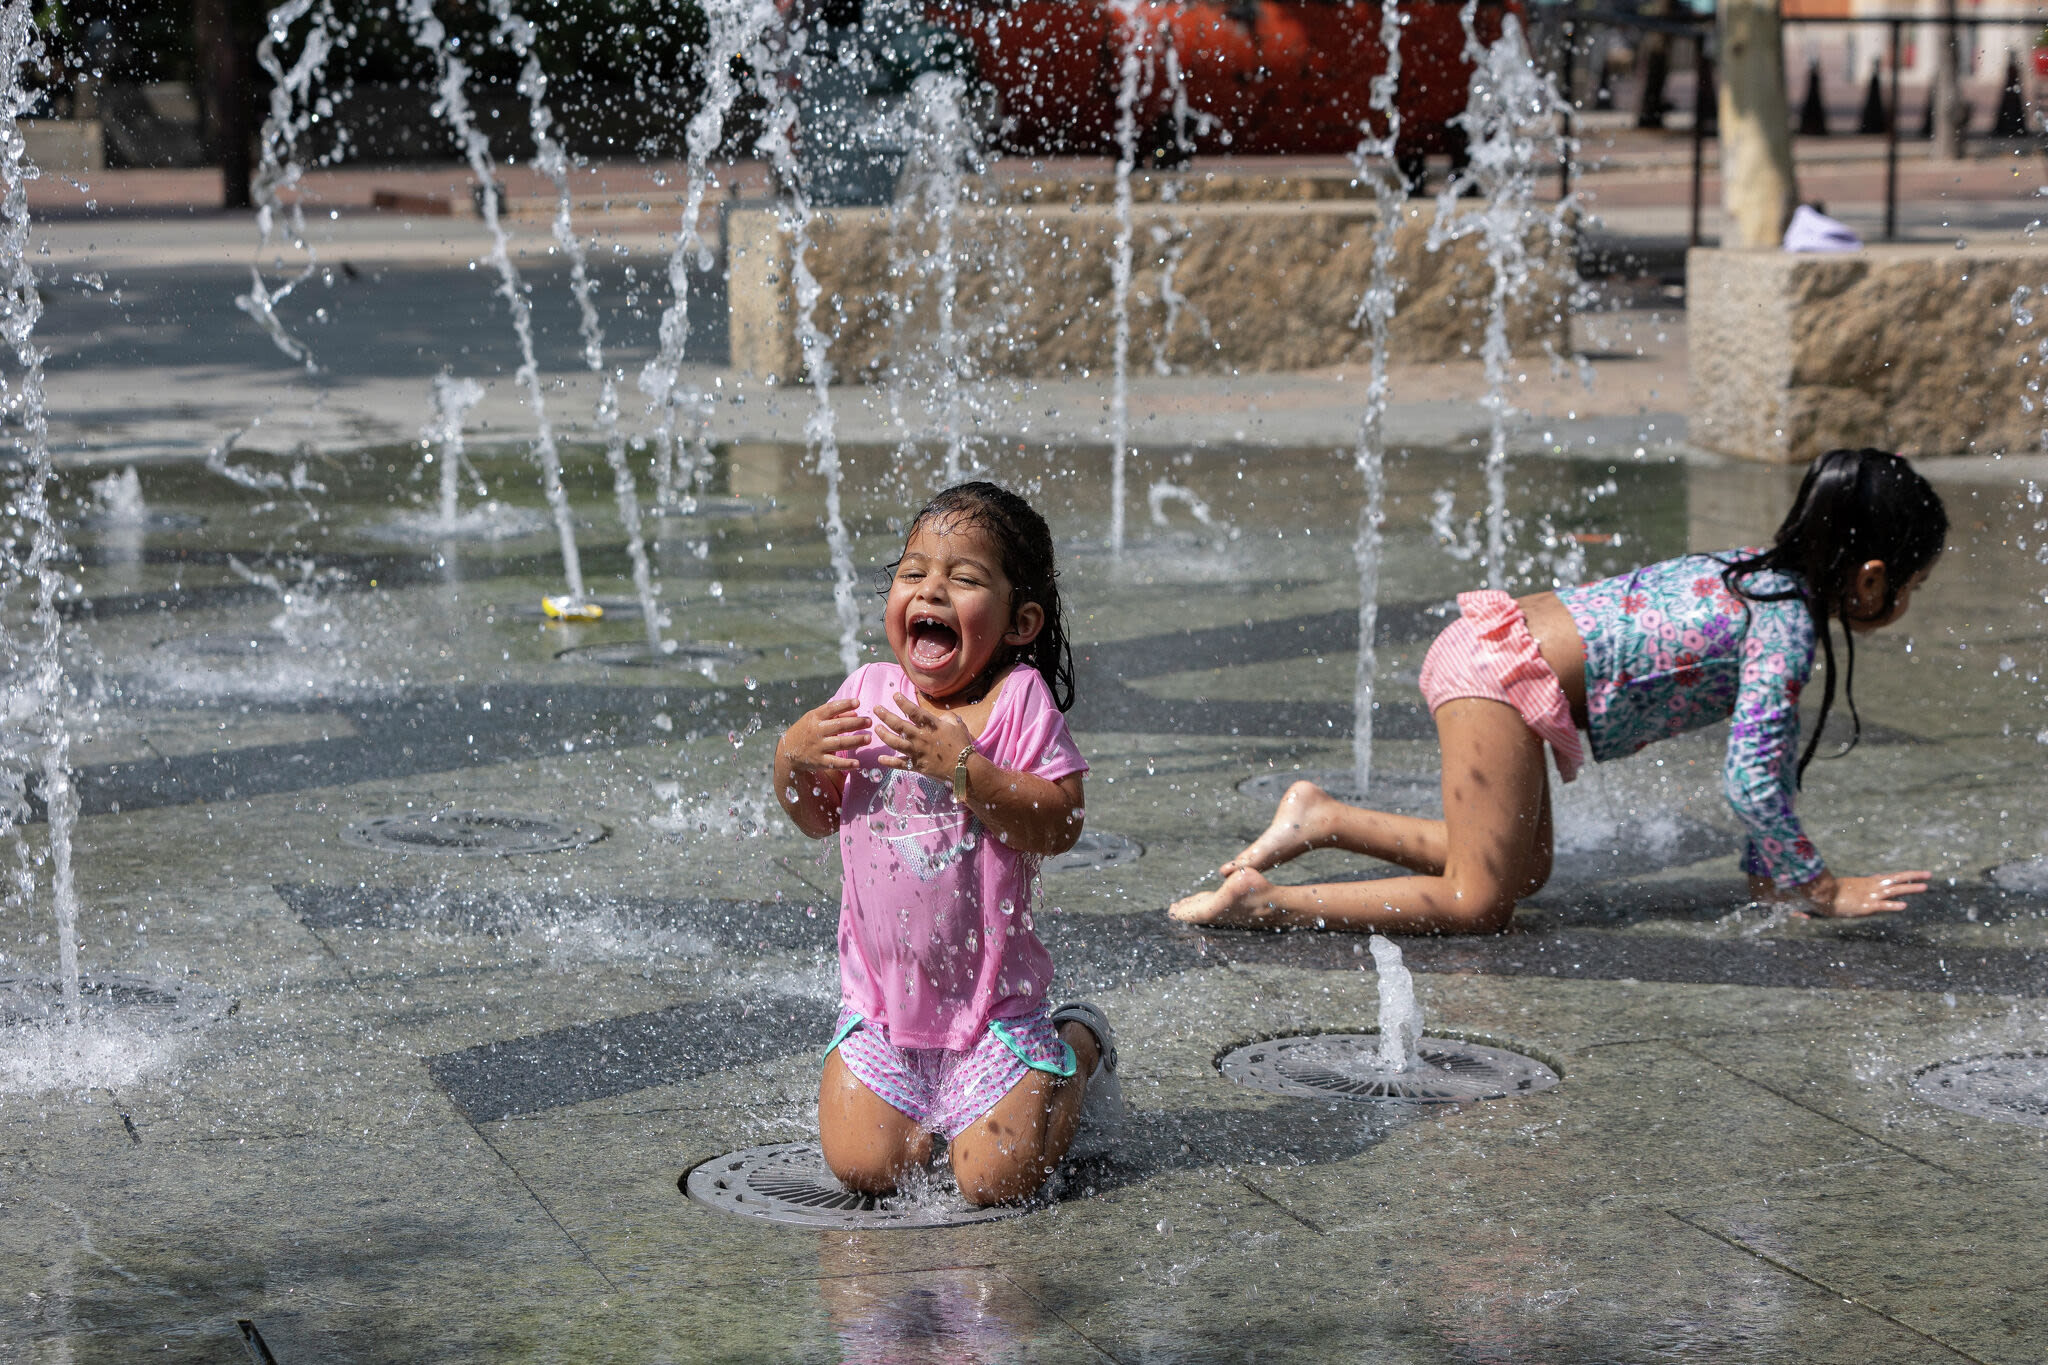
[486,0,666,650]
[754,20,863,673]
[403,0,589,610]
[1347,0,1408,795]
[1430,0,1577,592]
[239,0,336,371]
[899,70,980,484]
[642,0,777,515]
[0,0,82,1020]
[1105,0,1148,556]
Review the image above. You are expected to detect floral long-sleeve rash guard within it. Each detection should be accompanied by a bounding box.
[1555,550,1824,887]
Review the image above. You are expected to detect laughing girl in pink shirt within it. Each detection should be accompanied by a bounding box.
[774,482,1122,1206]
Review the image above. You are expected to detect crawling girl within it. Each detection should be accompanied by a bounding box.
[775,482,1120,1205]
[1172,447,1948,933]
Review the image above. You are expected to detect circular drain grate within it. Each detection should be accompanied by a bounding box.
[1218,1033,1559,1104]
[0,973,227,1028]
[684,1142,1029,1229]
[1043,830,1143,873]
[1985,859,2048,895]
[342,809,607,857]
[1911,1053,2048,1129]
[554,641,756,670]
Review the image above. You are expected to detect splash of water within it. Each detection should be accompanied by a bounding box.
[238,0,337,370]
[1146,480,1220,530]
[404,0,588,605]
[1348,0,1409,794]
[1369,934,1422,1071]
[88,467,150,528]
[227,556,344,651]
[642,0,776,516]
[1106,0,1150,555]
[1430,3,1576,591]
[0,0,83,1020]
[425,373,486,525]
[754,20,862,672]
[486,1,667,654]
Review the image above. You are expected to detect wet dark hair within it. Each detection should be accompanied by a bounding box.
[1720,448,1947,779]
[891,481,1076,711]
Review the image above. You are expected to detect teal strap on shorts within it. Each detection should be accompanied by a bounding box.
[822,1012,863,1059]
[988,1017,1077,1078]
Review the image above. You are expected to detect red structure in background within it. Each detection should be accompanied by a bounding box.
[928,0,1515,164]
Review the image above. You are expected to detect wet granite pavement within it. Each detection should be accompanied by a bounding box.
[5,440,2048,1362]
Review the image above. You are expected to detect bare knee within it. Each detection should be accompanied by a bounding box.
[1441,868,1522,934]
[951,1138,1054,1207]
[820,1126,930,1194]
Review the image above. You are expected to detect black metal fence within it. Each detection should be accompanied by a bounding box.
[1551,9,2048,243]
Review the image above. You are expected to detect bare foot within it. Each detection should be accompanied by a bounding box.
[1221,781,1346,876]
[1169,868,1285,926]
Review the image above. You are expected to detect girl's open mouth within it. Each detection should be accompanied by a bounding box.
[908,616,960,670]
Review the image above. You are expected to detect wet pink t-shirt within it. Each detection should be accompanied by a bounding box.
[829,663,1088,1051]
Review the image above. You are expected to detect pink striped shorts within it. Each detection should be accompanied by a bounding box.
[1418,590,1585,782]
[826,1006,1075,1139]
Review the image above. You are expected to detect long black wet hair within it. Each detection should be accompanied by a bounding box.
[1720,448,1947,780]
[895,481,1077,711]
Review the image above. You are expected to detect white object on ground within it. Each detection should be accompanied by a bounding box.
[1783,204,1862,252]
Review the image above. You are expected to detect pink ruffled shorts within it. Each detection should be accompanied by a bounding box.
[826,1006,1075,1139]
[1418,590,1585,782]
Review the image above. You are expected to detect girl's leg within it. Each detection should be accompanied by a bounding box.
[1222,779,1449,878]
[818,1050,934,1194]
[1169,698,1552,934]
[948,1022,1101,1207]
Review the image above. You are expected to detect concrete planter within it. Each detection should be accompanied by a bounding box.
[729,196,1573,384]
[21,119,103,174]
[1689,244,2048,462]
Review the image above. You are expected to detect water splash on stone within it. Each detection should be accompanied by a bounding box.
[1369,935,1422,1072]
[88,467,149,528]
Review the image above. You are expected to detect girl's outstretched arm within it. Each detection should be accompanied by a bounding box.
[1750,868,1933,917]
[774,698,868,838]
[872,692,1085,856]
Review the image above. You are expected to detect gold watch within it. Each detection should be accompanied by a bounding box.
[952,745,976,803]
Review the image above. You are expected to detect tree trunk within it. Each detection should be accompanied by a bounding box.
[193,0,254,208]
[1930,0,1965,160]
[1717,0,1798,247]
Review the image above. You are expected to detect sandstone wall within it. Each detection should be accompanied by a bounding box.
[1689,245,2048,462]
[728,198,1572,384]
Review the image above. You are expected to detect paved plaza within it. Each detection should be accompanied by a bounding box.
[4,157,2048,1362]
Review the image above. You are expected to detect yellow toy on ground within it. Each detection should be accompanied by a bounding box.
[541,595,603,622]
